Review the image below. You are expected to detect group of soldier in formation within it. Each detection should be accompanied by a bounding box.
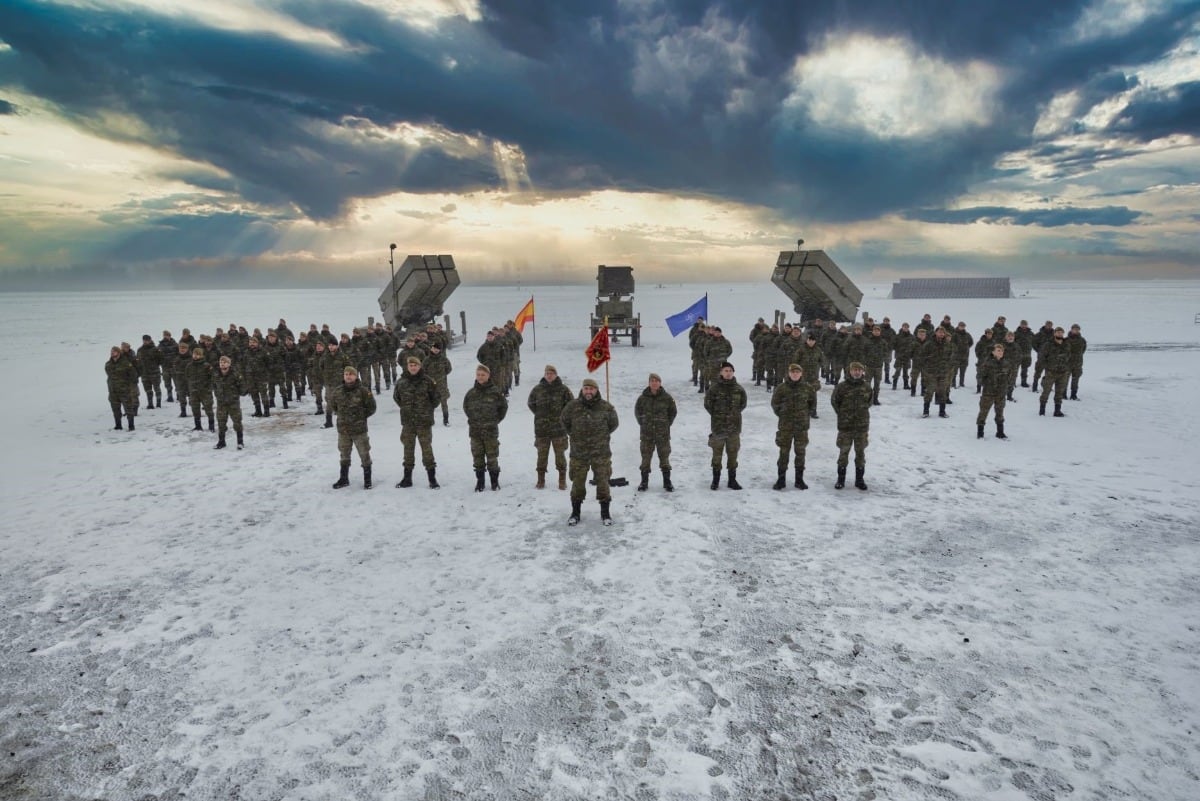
[104,310,1087,526]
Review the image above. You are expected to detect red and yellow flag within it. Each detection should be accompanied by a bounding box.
[586,326,610,372]
[513,297,535,333]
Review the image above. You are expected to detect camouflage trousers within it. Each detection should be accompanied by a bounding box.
[956,359,969,387]
[246,378,267,410]
[1033,356,1046,385]
[1070,365,1083,395]
[109,399,135,419]
[308,374,323,405]
[216,402,243,435]
[469,425,500,471]
[173,375,188,404]
[189,389,213,416]
[569,454,612,502]
[535,436,568,474]
[709,432,740,470]
[1021,354,1032,383]
[370,361,383,389]
[434,377,450,418]
[922,369,950,404]
[1040,371,1069,404]
[977,394,1006,425]
[286,369,303,399]
[893,358,910,386]
[775,427,809,471]
[867,366,883,399]
[268,371,287,402]
[401,424,436,469]
[639,435,671,472]
[141,374,162,401]
[836,429,869,469]
[337,430,372,467]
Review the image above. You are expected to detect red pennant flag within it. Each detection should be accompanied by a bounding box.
[585,326,610,372]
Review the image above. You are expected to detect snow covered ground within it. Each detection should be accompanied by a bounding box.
[1,279,1198,801]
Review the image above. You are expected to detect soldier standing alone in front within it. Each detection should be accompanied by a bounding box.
[634,373,676,492]
[831,361,873,490]
[330,366,376,489]
[704,361,748,490]
[562,377,620,525]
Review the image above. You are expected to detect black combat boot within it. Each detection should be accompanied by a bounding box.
[600,500,613,526]
[252,399,263,417]
[208,414,215,432]
[1069,390,1079,400]
[854,467,868,491]
[773,469,787,490]
[126,414,135,431]
[474,469,486,492]
[810,407,818,419]
[1039,400,1046,416]
[711,468,721,490]
[662,469,673,492]
[568,499,582,526]
[977,423,985,439]
[236,430,244,450]
[282,396,289,409]
[214,433,226,449]
[396,467,413,488]
[1053,402,1065,417]
[489,469,500,491]
[332,463,350,489]
[443,410,450,427]
[363,465,372,489]
[263,403,271,417]
[536,470,546,489]
[1006,390,1015,401]
[166,388,174,403]
[938,402,948,419]
[892,374,899,390]
[910,385,917,397]
[1031,377,1040,392]
[922,399,931,418]
[193,412,202,431]
[975,382,981,394]
[727,469,742,490]
[637,470,650,492]
[179,400,188,418]
[795,466,808,490]
[313,401,323,415]
[835,467,846,490]
[996,421,1007,439]
[427,467,439,489]
[112,407,123,430]
[323,411,333,428]
[872,390,880,406]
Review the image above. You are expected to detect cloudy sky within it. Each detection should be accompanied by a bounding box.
[1,0,1198,287]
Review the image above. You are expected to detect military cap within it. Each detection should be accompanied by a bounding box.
[544,364,557,373]
[848,361,865,372]
[720,361,734,371]
[406,356,422,366]
[788,363,802,372]
[648,372,661,382]
[581,378,599,389]
[476,363,491,374]
[343,365,358,376]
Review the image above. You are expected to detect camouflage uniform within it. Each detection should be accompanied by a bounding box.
[1066,328,1088,399]
[505,325,524,387]
[527,373,574,486]
[158,334,179,402]
[830,370,872,483]
[365,330,384,393]
[1014,323,1035,386]
[392,364,441,471]
[283,341,304,401]
[703,333,733,392]
[864,331,887,403]
[749,322,769,384]
[952,325,974,388]
[771,372,816,479]
[185,352,215,431]
[321,346,354,420]
[212,363,246,446]
[306,342,325,413]
[136,340,163,407]
[1031,323,1055,390]
[892,328,914,389]
[977,348,1011,436]
[262,334,287,407]
[463,374,508,475]
[878,321,896,383]
[797,338,824,399]
[974,330,996,391]
[561,387,620,503]
[105,351,138,429]
[1038,334,1072,414]
[423,347,453,425]
[842,331,869,382]
[688,321,706,385]
[704,371,747,476]
[920,332,955,414]
[634,383,676,474]
[476,336,508,396]
[242,341,270,416]
[908,330,928,396]
[330,374,377,469]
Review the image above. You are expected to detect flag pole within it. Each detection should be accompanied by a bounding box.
[531,295,536,352]
[604,316,611,400]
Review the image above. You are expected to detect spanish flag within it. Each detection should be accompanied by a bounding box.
[513,297,535,334]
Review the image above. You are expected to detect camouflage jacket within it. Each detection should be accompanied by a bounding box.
[392,368,441,428]
[475,339,506,372]
[527,376,574,439]
[953,330,975,361]
[975,334,996,362]
[422,349,452,383]
[562,393,619,458]
[282,344,303,373]
[703,375,747,436]
[892,331,915,361]
[830,375,872,431]
[978,355,1010,397]
[1032,325,1055,355]
[321,349,354,386]
[331,378,376,435]
[863,336,888,368]
[136,343,162,377]
[921,337,955,373]
[796,342,824,378]
[105,355,138,402]
[1014,326,1035,355]
[262,340,285,374]
[242,346,269,381]
[706,336,732,367]
[212,367,246,406]
[633,386,677,439]
[770,377,815,433]
[843,334,869,366]
[1040,338,1072,373]
[463,379,508,433]
[185,357,214,393]
[1066,332,1087,368]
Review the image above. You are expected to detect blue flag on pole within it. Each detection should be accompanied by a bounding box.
[665,294,708,337]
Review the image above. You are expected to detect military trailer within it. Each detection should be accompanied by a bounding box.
[771,244,862,324]
[377,249,466,346]
[590,265,641,346]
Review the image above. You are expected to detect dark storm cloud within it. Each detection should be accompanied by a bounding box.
[905,205,1143,227]
[102,212,283,261]
[1,0,1197,225]
[1108,80,1200,140]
